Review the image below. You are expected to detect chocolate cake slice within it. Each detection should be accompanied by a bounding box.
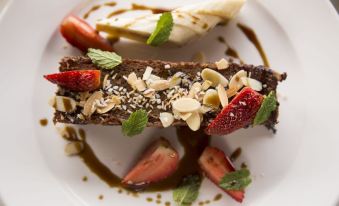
[52,56,286,131]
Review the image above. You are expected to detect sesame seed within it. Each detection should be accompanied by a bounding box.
[164,64,171,69]
[113,86,119,90]
[127,110,133,114]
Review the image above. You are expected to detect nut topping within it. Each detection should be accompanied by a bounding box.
[241,77,263,91]
[215,58,229,70]
[228,70,247,95]
[159,112,174,128]
[54,96,77,113]
[216,84,228,108]
[83,91,103,116]
[172,97,201,113]
[149,80,170,91]
[201,68,229,87]
[203,89,220,109]
[185,112,201,131]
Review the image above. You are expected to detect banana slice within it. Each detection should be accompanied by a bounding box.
[96,0,245,45]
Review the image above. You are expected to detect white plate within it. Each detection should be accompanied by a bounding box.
[0,0,339,205]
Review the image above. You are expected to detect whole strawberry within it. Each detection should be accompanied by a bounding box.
[44,70,101,92]
[205,87,264,136]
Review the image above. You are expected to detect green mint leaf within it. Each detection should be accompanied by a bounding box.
[173,175,202,206]
[146,12,173,46]
[253,91,277,125]
[122,110,148,137]
[87,48,122,70]
[219,168,252,191]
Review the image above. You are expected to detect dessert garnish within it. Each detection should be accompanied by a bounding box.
[199,146,246,202]
[122,109,148,137]
[173,174,202,206]
[146,12,174,46]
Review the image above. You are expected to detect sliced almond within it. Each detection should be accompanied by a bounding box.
[159,112,174,128]
[48,96,56,107]
[188,82,202,98]
[127,72,138,89]
[172,97,201,113]
[203,89,220,109]
[142,66,153,80]
[149,80,170,91]
[215,58,229,70]
[143,88,155,98]
[216,84,228,108]
[135,79,146,92]
[242,77,263,91]
[96,95,120,114]
[186,112,201,131]
[180,112,192,121]
[226,87,238,97]
[228,70,247,94]
[201,68,229,87]
[168,73,182,88]
[65,141,84,156]
[201,80,212,91]
[83,91,103,116]
[172,109,181,120]
[55,96,77,113]
[199,105,213,114]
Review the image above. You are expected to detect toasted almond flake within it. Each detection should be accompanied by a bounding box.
[201,80,212,91]
[172,97,201,113]
[226,87,238,97]
[191,51,206,63]
[83,91,103,116]
[215,58,229,70]
[103,74,109,89]
[180,112,192,121]
[65,142,84,156]
[172,109,181,120]
[199,105,213,114]
[168,75,182,88]
[229,70,247,93]
[96,95,120,114]
[216,84,228,108]
[186,112,201,131]
[203,89,220,109]
[188,82,202,98]
[143,88,155,98]
[159,112,174,128]
[244,77,263,91]
[48,96,56,107]
[149,80,170,91]
[142,66,153,80]
[135,79,147,92]
[127,72,138,89]
[201,68,229,87]
[55,96,77,113]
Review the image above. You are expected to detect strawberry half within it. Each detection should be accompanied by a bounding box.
[44,70,101,92]
[205,87,264,136]
[199,146,244,202]
[60,15,113,52]
[122,138,179,189]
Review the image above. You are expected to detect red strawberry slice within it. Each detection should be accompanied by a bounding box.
[205,87,264,136]
[60,15,113,52]
[44,70,101,92]
[122,138,179,189]
[199,146,244,203]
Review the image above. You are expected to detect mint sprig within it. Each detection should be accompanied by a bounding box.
[87,48,122,70]
[219,168,252,191]
[147,12,173,46]
[173,175,202,206]
[253,91,277,125]
[122,110,148,137]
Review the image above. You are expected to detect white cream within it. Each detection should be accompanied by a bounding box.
[96,0,245,45]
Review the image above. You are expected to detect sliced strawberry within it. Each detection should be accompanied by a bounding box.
[60,15,113,52]
[122,138,179,189]
[205,87,264,136]
[199,146,244,202]
[44,70,101,92]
